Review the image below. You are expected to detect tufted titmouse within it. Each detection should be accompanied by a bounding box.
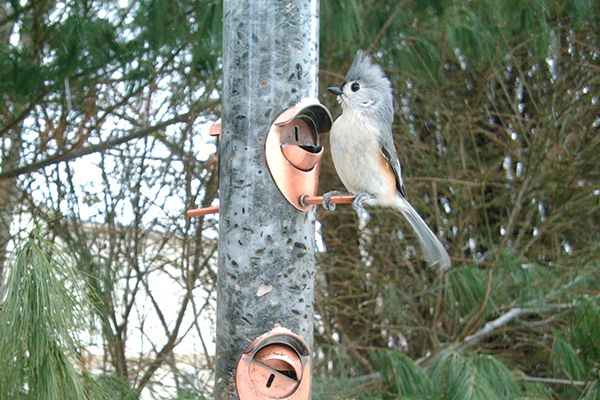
[323,50,451,270]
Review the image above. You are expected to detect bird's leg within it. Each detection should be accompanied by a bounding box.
[321,190,350,211]
[352,192,376,223]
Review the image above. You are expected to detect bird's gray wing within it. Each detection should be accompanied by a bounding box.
[377,131,407,198]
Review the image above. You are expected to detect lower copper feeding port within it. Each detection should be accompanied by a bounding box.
[235,327,311,400]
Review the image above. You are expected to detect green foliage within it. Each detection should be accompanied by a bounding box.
[312,376,381,400]
[332,350,530,400]
[572,298,600,368]
[370,349,434,399]
[0,49,45,103]
[551,334,587,382]
[0,231,90,399]
[318,1,600,398]
[50,16,121,78]
[135,0,190,50]
[192,1,222,75]
[445,266,489,319]
[0,0,222,111]
[320,0,363,55]
[321,0,599,83]
[580,380,600,400]
[469,355,522,400]
[84,375,138,400]
[172,390,208,400]
[431,352,502,400]
[550,323,600,400]
[492,250,557,307]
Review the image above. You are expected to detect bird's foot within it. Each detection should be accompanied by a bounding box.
[352,192,376,223]
[322,191,348,211]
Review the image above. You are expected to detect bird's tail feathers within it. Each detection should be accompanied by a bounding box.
[392,196,451,270]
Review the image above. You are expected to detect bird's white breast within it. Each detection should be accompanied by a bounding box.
[329,112,396,204]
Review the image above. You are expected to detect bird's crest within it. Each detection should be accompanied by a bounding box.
[345,50,390,90]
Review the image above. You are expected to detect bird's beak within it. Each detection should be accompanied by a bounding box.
[328,86,343,96]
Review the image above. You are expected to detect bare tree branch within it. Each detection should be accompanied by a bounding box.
[518,376,588,387]
[0,112,192,180]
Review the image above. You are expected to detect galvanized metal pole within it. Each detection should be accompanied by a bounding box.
[216,1,320,398]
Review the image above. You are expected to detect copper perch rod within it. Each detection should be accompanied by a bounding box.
[186,206,221,217]
[301,194,355,206]
[186,194,355,217]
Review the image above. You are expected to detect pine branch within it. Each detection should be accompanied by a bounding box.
[418,304,574,366]
[0,231,90,399]
[463,307,525,344]
[518,376,587,387]
[464,303,574,344]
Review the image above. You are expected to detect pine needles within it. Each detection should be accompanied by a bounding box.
[371,349,434,399]
[0,231,89,399]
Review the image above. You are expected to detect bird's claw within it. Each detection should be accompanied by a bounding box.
[322,191,347,211]
[352,192,376,223]
[351,192,376,210]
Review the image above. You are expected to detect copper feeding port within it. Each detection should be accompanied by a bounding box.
[265,100,332,211]
[280,144,323,172]
[248,344,303,398]
[236,326,311,400]
[187,100,335,216]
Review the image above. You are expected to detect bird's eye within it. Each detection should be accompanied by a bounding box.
[351,82,360,92]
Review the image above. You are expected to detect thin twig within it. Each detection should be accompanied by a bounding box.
[0,110,201,180]
[518,376,588,387]
[463,307,525,343]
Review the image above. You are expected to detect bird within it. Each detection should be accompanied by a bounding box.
[323,50,451,270]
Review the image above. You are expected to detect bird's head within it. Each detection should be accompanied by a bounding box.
[328,50,393,119]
